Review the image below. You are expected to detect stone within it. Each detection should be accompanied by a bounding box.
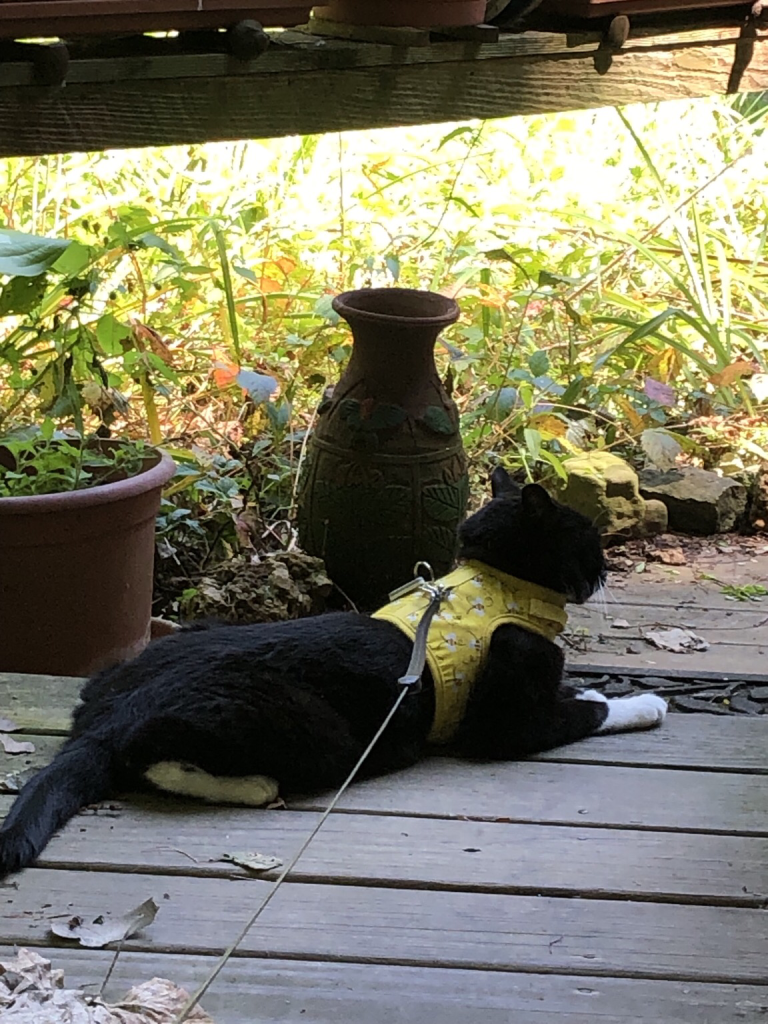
[642,498,668,536]
[558,452,666,542]
[749,686,768,702]
[638,466,747,534]
[748,463,768,532]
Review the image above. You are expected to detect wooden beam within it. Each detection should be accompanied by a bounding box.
[0,22,765,156]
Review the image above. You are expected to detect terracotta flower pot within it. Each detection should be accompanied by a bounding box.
[297,288,469,610]
[0,442,176,677]
[312,0,487,27]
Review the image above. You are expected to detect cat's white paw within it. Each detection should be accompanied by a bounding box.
[576,689,608,704]
[595,693,667,734]
[145,761,279,806]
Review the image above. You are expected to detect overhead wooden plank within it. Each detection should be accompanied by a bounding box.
[8,801,765,906]
[3,868,767,983]
[0,22,763,87]
[296,759,768,835]
[4,947,768,1024]
[0,25,766,156]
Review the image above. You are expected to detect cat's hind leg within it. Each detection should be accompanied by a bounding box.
[144,762,279,806]
[576,690,667,734]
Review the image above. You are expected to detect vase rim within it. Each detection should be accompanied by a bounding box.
[333,288,460,328]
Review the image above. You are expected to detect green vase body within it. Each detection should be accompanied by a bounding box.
[297,288,469,610]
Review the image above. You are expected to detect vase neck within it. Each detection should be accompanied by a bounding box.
[345,321,442,407]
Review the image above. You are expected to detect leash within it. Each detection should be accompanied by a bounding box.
[172,566,448,1023]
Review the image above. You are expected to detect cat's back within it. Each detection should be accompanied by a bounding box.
[74,611,409,728]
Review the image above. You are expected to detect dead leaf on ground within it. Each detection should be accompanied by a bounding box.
[49,898,158,949]
[0,735,35,755]
[220,851,283,873]
[0,948,215,1023]
[648,546,687,566]
[610,618,631,629]
[0,717,20,733]
[0,769,35,794]
[644,627,710,654]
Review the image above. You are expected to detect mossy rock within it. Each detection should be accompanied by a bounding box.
[558,452,667,541]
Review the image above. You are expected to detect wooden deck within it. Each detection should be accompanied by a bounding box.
[0,13,767,157]
[1,664,768,1022]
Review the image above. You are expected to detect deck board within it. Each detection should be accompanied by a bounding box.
[295,759,768,835]
[2,662,768,1022]
[4,949,767,1024]
[12,802,768,906]
[4,868,768,984]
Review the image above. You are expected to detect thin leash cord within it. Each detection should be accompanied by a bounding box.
[172,685,410,1023]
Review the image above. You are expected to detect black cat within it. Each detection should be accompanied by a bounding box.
[0,467,666,878]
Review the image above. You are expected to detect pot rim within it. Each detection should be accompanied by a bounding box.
[333,288,460,328]
[0,446,177,515]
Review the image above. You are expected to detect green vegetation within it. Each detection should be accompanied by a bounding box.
[1,96,767,607]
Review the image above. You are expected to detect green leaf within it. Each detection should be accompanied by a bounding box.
[385,256,400,282]
[0,273,48,315]
[538,269,580,288]
[53,240,92,277]
[528,350,550,377]
[314,294,339,324]
[421,406,455,435]
[233,264,258,284]
[236,368,278,405]
[537,448,568,480]
[524,427,542,461]
[437,125,474,149]
[0,228,71,278]
[96,314,131,356]
[140,232,182,261]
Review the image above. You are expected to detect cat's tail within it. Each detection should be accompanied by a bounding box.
[0,734,116,878]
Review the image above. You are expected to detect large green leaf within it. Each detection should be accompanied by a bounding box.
[0,273,48,315]
[0,228,71,278]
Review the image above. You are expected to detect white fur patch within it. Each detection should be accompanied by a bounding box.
[576,688,608,705]
[577,690,667,734]
[144,761,279,806]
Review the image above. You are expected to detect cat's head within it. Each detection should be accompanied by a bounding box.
[457,467,606,604]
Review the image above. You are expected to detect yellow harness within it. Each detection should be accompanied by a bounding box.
[372,560,568,745]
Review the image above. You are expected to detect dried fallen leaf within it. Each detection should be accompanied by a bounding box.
[644,628,709,654]
[610,618,631,629]
[0,717,20,733]
[0,948,215,1023]
[649,546,686,566]
[49,898,158,949]
[0,735,35,755]
[220,851,283,873]
[0,769,34,794]
[113,977,214,1022]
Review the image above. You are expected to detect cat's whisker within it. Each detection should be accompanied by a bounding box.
[588,583,609,620]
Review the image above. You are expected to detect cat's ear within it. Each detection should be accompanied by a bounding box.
[521,483,554,517]
[491,466,519,498]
